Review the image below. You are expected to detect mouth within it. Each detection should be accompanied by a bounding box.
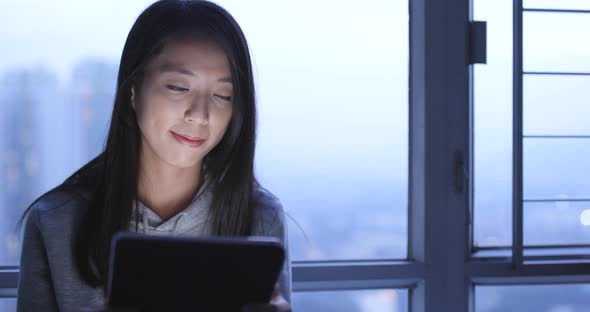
[170,131,206,148]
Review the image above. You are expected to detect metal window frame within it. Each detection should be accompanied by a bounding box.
[473,0,590,308]
[2,0,590,311]
[0,267,17,297]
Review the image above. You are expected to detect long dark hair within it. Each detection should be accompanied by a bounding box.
[19,0,258,289]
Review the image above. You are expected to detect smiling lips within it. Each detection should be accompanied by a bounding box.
[170,131,205,148]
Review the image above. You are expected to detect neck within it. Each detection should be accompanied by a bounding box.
[137,145,203,221]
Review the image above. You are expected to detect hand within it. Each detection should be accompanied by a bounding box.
[80,305,139,312]
[241,286,292,312]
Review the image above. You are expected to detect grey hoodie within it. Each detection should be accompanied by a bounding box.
[16,183,291,312]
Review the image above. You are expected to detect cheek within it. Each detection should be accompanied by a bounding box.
[135,97,179,136]
[213,106,233,133]
[207,106,233,145]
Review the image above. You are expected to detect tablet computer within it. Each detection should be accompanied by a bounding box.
[107,232,285,312]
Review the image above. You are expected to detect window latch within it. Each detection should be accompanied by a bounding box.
[469,21,487,64]
[454,150,468,194]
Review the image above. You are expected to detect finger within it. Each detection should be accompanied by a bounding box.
[271,283,281,299]
[80,307,138,312]
[270,295,291,312]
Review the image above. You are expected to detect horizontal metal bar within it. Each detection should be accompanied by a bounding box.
[292,260,409,265]
[1,266,22,298]
[469,260,590,284]
[524,255,590,262]
[292,261,424,291]
[474,275,590,285]
[523,135,590,139]
[523,8,590,14]
[7,260,590,293]
[523,198,590,202]
[513,257,590,264]
[4,262,424,294]
[0,288,17,298]
[0,270,18,289]
[523,71,590,76]
[475,244,590,251]
[473,246,512,252]
[294,279,420,292]
[474,246,590,261]
[5,259,590,294]
[471,249,512,260]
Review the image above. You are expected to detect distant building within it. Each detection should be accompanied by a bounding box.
[0,60,117,264]
[0,67,57,263]
[69,59,118,161]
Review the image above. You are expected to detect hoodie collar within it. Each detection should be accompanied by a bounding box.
[130,178,213,235]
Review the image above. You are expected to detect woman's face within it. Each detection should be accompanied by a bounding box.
[132,37,234,169]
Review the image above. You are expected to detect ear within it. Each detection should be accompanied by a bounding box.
[130,86,136,110]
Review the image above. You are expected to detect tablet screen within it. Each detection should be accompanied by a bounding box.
[107,232,285,311]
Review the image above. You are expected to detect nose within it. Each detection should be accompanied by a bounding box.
[184,95,209,125]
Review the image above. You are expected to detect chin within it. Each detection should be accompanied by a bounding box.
[164,152,204,169]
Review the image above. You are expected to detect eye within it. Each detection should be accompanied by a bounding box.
[166,85,189,93]
[214,94,232,102]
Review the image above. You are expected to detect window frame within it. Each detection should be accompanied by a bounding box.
[469,0,590,310]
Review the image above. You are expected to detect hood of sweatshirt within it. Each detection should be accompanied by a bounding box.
[129,179,213,236]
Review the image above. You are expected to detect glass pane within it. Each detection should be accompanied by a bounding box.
[524,0,590,10]
[477,284,590,312]
[227,0,409,260]
[293,289,408,312]
[524,12,590,72]
[524,139,590,199]
[0,0,408,264]
[524,75,590,135]
[473,0,513,248]
[524,201,590,246]
[0,0,155,266]
[524,246,590,257]
[0,299,16,312]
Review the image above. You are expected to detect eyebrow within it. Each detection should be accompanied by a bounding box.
[156,62,232,83]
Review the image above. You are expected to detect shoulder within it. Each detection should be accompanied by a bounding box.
[28,185,90,225]
[251,186,286,237]
[253,187,283,213]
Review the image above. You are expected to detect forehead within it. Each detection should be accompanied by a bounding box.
[148,37,231,75]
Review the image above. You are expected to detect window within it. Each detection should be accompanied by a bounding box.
[474,0,590,256]
[0,0,410,310]
[473,0,590,311]
[0,0,409,264]
[0,0,153,266]
[223,0,409,261]
[474,0,590,255]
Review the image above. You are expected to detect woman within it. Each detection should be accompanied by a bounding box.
[16,1,291,311]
